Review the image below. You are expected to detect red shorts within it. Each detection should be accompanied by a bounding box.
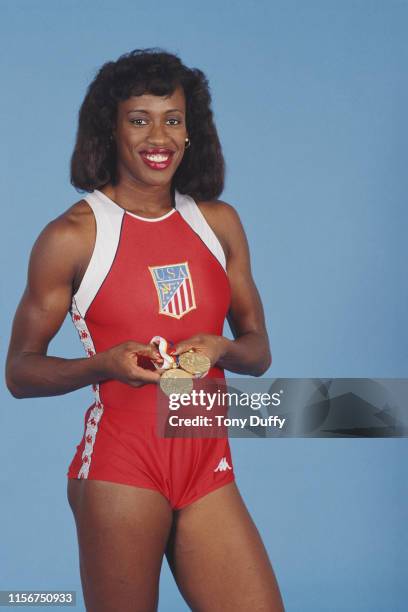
[67,402,235,510]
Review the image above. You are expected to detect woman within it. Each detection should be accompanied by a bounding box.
[6,48,285,611]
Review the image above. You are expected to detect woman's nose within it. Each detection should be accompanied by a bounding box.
[148,122,169,143]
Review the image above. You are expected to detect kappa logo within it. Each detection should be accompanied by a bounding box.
[214,457,232,472]
[149,262,196,319]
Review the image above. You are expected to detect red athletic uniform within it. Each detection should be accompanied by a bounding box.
[67,189,235,509]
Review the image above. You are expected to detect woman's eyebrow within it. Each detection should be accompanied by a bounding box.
[127,108,184,114]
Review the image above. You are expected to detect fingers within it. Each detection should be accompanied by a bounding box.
[129,343,164,369]
[136,343,162,360]
[172,334,208,356]
[172,342,195,355]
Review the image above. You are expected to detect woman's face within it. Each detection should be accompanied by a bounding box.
[114,85,188,188]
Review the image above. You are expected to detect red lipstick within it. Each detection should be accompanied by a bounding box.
[139,148,175,170]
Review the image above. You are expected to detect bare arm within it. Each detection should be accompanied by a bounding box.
[174,201,272,376]
[5,209,161,399]
[218,203,271,375]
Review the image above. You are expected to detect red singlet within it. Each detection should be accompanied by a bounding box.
[66,189,235,509]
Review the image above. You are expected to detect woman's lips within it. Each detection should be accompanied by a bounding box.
[139,151,175,170]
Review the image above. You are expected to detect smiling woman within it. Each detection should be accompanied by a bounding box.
[70,48,225,202]
[113,88,187,186]
[6,47,284,611]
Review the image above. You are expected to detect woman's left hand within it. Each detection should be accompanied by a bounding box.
[171,334,230,369]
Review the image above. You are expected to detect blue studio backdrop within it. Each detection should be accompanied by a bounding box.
[1,1,407,610]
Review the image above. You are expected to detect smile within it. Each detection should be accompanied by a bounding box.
[139,150,175,170]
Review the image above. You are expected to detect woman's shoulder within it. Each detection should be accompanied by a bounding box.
[31,198,95,274]
[40,198,94,241]
[195,198,245,260]
[61,197,94,225]
[196,197,238,217]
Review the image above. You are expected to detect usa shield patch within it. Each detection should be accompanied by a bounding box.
[149,261,196,319]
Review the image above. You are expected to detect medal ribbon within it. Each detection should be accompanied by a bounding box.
[150,335,177,370]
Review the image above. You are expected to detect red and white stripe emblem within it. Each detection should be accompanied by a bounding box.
[149,261,196,319]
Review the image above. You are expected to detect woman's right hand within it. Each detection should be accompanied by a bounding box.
[98,341,165,387]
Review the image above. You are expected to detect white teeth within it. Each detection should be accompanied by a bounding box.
[143,153,170,162]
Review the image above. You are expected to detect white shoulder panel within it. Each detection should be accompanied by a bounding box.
[72,190,124,317]
[174,190,226,270]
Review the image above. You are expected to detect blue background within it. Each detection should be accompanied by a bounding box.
[1,0,407,610]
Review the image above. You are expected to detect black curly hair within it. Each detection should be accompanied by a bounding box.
[70,47,225,201]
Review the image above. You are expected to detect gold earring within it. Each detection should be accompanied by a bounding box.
[185,137,191,149]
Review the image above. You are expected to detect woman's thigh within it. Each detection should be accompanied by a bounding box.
[67,478,173,612]
[165,481,285,612]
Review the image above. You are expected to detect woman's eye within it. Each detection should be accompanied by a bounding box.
[130,118,182,126]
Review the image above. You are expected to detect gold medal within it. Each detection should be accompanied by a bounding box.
[178,350,211,377]
[159,368,193,396]
[151,336,211,397]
